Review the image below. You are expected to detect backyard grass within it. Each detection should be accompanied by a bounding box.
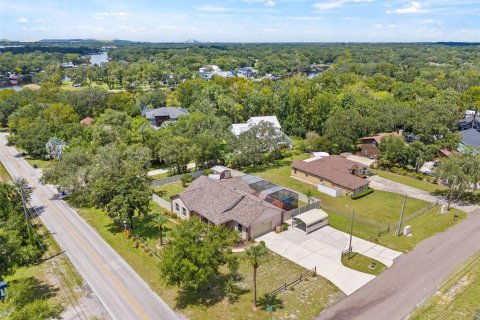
[149,172,169,180]
[372,169,447,194]
[411,252,480,320]
[152,182,185,201]
[76,205,344,320]
[341,253,386,276]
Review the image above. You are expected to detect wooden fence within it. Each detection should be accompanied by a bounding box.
[267,267,316,297]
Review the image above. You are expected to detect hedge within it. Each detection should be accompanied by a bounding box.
[351,188,374,200]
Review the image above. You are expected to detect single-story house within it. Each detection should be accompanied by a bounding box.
[199,65,234,80]
[458,128,480,153]
[358,132,401,158]
[236,67,258,78]
[291,155,370,197]
[143,107,189,127]
[171,175,284,240]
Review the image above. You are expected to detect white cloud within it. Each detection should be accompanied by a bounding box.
[196,6,228,12]
[17,17,29,24]
[389,1,428,14]
[94,12,128,20]
[313,0,373,11]
[243,0,276,5]
[313,1,345,10]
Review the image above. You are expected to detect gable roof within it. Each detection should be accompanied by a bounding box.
[143,107,189,120]
[231,115,282,136]
[361,132,400,145]
[292,155,369,190]
[176,176,282,227]
[460,129,480,148]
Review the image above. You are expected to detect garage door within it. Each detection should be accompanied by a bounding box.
[251,220,272,239]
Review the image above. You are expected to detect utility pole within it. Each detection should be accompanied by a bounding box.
[396,194,407,236]
[17,179,32,241]
[348,207,355,260]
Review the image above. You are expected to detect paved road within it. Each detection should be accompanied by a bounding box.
[317,209,480,320]
[0,133,180,320]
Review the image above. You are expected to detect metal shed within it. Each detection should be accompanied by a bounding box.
[293,209,329,234]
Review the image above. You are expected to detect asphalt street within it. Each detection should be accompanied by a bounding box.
[0,133,180,320]
[317,208,480,320]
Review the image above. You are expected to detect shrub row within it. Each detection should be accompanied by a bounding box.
[351,188,374,200]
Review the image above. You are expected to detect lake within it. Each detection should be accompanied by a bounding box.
[89,52,109,65]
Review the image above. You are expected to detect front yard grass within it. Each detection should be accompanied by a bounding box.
[372,169,447,194]
[152,182,185,201]
[0,160,10,182]
[76,205,343,320]
[411,252,480,320]
[341,253,386,276]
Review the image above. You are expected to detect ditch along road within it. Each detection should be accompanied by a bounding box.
[317,208,480,320]
[0,133,180,320]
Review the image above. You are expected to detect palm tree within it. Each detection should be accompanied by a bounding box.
[245,241,269,309]
[305,189,314,205]
[151,212,168,247]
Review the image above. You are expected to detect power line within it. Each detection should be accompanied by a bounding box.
[407,253,480,319]
[25,204,89,320]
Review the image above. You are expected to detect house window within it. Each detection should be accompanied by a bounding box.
[372,141,377,148]
[237,223,243,232]
[364,150,368,155]
[175,203,179,211]
[294,168,297,174]
[182,207,187,216]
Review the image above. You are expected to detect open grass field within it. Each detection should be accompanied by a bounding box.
[341,253,386,276]
[152,182,185,201]
[372,169,447,194]
[411,252,480,320]
[76,205,343,320]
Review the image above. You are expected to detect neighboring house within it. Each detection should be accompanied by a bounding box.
[80,117,94,127]
[358,132,400,158]
[231,116,291,148]
[291,155,370,197]
[199,65,234,80]
[142,107,189,127]
[236,67,258,78]
[458,128,480,153]
[61,62,75,68]
[438,148,452,158]
[171,175,288,240]
[458,110,480,131]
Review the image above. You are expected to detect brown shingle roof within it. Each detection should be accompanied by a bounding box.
[292,155,369,190]
[177,176,282,227]
[360,132,399,145]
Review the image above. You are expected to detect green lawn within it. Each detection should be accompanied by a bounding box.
[152,182,185,201]
[411,252,480,320]
[341,253,386,276]
[24,155,52,170]
[0,160,10,182]
[149,172,169,180]
[76,205,343,320]
[372,170,447,194]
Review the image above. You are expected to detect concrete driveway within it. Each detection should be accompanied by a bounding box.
[258,226,402,295]
[367,175,439,202]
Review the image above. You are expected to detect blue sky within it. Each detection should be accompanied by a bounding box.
[1,0,479,42]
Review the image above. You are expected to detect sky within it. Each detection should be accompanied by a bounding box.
[0,0,479,42]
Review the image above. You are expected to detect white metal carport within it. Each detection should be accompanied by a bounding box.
[293,208,329,234]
